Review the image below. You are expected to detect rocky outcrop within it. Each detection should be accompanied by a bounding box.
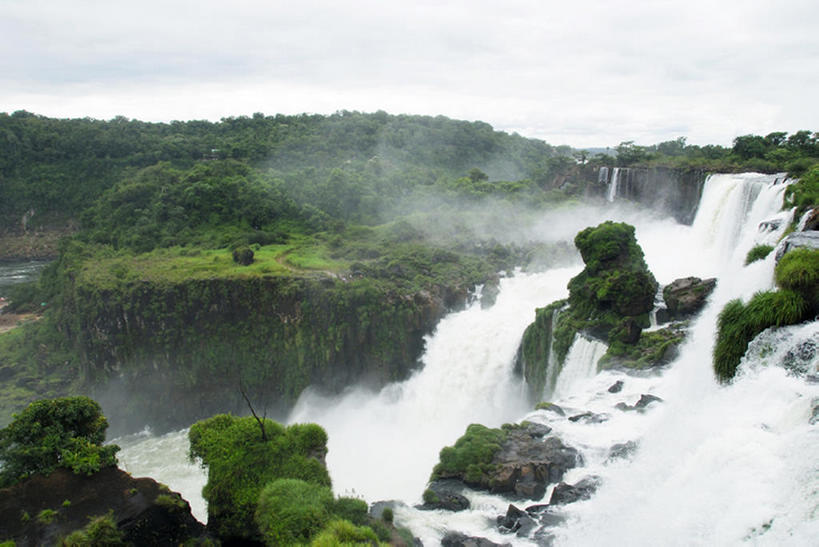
[0,467,206,546]
[615,394,663,412]
[663,277,717,319]
[548,475,601,505]
[776,231,819,260]
[497,504,537,537]
[490,428,580,500]
[517,222,658,397]
[420,480,471,512]
[430,422,581,502]
[442,531,511,547]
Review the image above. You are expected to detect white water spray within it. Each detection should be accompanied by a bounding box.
[287,266,580,502]
[116,173,817,545]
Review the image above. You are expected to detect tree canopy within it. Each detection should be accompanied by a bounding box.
[0,396,119,487]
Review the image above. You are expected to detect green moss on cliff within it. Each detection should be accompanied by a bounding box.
[516,299,566,398]
[714,247,819,381]
[518,221,657,397]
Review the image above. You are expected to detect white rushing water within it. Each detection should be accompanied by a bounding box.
[117,172,818,545]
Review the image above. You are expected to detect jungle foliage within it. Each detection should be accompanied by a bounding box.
[0,396,118,487]
[714,249,819,381]
[188,414,330,542]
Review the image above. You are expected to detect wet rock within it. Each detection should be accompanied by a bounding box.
[0,467,207,547]
[419,480,470,512]
[568,411,609,424]
[663,277,717,319]
[615,394,663,412]
[481,276,501,309]
[535,402,565,416]
[489,428,582,500]
[442,531,511,547]
[810,399,819,426]
[776,230,819,260]
[497,504,537,537]
[607,440,639,461]
[548,476,601,505]
[371,500,408,520]
[607,380,624,393]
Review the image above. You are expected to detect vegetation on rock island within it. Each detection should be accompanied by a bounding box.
[517,221,657,397]
[714,248,819,381]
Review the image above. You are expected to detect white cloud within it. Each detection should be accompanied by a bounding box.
[1,0,817,147]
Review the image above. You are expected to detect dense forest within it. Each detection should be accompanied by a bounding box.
[1,111,818,545]
[0,111,817,431]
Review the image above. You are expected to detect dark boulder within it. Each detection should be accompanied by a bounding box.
[488,427,582,500]
[442,531,511,547]
[0,467,206,546]
[607,380,624,393]
[548,476,601,505]
[568,411,609,424]
[535,402,566,416]
[663,277,716,319]
[615,394,663,412]
[497,504,537,537]
[481,276,501,309]
[607,440,639,461]
[420,480,470,512]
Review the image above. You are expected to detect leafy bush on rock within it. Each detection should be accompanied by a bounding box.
[0,397,119,487]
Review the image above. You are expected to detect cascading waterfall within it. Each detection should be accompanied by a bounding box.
[287,266,580,503]
[606,167,621,202]
[115,172,817,545]
[552,334,608,400]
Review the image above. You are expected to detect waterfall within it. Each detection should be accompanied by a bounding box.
[552,334,608,400]
[287,266,580,502]
[115,172,817,545]
[606,167,621,202]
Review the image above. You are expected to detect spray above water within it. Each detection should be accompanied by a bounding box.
[117,172,817,544]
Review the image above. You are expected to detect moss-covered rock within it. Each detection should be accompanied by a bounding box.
[429,422,579,500]
[189,415,331,543]
[517,222,658,396]
[663,277,716,319]
[714,247,819,382]
[600,323,686,370]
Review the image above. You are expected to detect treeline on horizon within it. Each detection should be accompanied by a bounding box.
[0,109,817,281]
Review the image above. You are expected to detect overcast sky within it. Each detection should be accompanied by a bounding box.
[2,0,817,148]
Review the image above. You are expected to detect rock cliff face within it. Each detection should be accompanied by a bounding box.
[596,167,707,224]
[0,467,206,546]
[57,276,464,434]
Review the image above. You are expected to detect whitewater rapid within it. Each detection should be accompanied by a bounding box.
[117,172,818,545]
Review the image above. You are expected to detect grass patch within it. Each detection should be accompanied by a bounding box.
[745,244,774,265]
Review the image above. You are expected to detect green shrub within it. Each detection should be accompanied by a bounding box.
[255,478,333,546]
[309,519,380,546]
[745,244,775,265]
[60,513,124,546]
[775,249,819,309]
[36,509,57,525]
[381,507,394,524]
[331,497,369,526]
[188,415,330,542]
[155,493,186,511]
[0,397,119,487]
[422,488,439,505]
[784,166,819,214]
[713,290,810,381]
[431,423,507,485]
